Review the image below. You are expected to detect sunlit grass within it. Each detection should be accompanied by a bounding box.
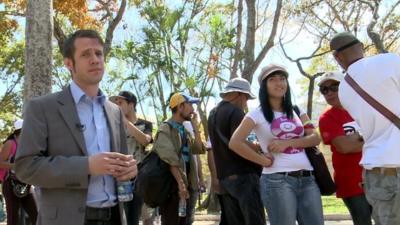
[322,195,349,214]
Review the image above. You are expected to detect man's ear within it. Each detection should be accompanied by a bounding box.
[333,52,341,63]
[64,58,73,72]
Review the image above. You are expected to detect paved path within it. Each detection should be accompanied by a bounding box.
[194,222,354,225]
[0,214,355,225]
[192,214,354,225]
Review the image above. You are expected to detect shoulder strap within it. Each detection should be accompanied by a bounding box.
[9,139,17,163]
[293,105,300,117]
[344,74,400,129]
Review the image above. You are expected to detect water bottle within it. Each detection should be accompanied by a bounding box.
[117,180,133,202]
[247,132,257,143]
[178,198,186,217]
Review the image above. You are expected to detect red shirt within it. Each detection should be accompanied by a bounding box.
[319,107,364,198]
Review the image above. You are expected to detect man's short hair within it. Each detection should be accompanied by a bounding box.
[62,30,104,59]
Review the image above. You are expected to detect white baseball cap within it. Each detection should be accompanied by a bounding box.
[14,119,23,130]
[318,72,344,86]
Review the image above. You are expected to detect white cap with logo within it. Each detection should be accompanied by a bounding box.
[318,71,344,86]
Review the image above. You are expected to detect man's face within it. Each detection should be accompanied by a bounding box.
[64,37,105,87]
[178,102,194,121]
[319,80,341,107]
[113,98,133,116]
[238,93,249,109]
[333,52,346,69]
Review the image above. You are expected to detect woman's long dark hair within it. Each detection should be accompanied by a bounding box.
[259,72,294,123]
[3,129,20,144]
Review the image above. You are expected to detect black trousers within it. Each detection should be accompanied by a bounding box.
[219,173,265,225]
[343,194,373,225]
[2,178,37,225]
[84,205,120,225]
[159,191,186,225]
[124,194,144,225]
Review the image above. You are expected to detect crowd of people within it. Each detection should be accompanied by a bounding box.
[0,29,399,225]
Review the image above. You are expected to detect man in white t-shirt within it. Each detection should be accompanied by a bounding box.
[331,31,400,225]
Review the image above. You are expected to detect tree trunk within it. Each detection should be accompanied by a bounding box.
[242,0,283,83]
[24,0,53,101]
[307,77,315,119]
[231,0,243,79]
[242,0,255,82]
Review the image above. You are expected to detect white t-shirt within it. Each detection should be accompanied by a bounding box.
[246,107,313,174]
[338,53,400,169]
[183,121,194,136]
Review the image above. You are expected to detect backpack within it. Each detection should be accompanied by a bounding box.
[135,122,175,208]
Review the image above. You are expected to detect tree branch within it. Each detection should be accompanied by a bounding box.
[326,0,349,31]
[0,11,25,17]
[231,0,243,79]
[243,0,282,82]
[243,0,256,80]
[104,0,127,57]
[53,18,66,55]
[358,0,387,53]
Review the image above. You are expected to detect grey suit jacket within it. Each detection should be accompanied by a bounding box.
[15,87,128,225]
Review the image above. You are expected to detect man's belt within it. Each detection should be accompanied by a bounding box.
[85,205,118,221]
[369,167,398,176]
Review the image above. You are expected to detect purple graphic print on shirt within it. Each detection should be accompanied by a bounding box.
[270,115,304,154]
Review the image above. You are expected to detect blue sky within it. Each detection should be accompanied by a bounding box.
[1,1,338,123]
[102,3,332,121]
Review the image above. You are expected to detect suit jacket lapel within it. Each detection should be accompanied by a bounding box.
[57,87,88,155]
[104,100,117,152]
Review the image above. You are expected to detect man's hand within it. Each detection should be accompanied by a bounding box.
[198,179,206,193]
[178,181,189,199]
[113,157,137,182]
[88,152,137,181]
[190,112,199,127]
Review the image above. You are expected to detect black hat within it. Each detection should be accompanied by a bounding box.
[109,91,137,105]
[330,32,361,52]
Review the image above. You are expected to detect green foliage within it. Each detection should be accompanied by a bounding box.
[0,41,25,76]
[0,38,25,140]
[110,0,236,127]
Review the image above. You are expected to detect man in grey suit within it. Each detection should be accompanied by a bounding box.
[15,30,137,225]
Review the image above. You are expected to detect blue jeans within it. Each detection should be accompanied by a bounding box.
[343,194,373,225]
[220,173,265,225]
[260,173,324,225]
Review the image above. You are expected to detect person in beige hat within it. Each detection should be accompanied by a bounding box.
[207,77,269,225]
[230,64,323,225]
[318,72,374,225]
[331,31,400,225]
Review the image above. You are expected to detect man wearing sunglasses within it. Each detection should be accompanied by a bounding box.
[318,72,373,225]
[330,31,400,225]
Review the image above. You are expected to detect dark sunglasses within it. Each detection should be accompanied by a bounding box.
[319,83,339,95]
